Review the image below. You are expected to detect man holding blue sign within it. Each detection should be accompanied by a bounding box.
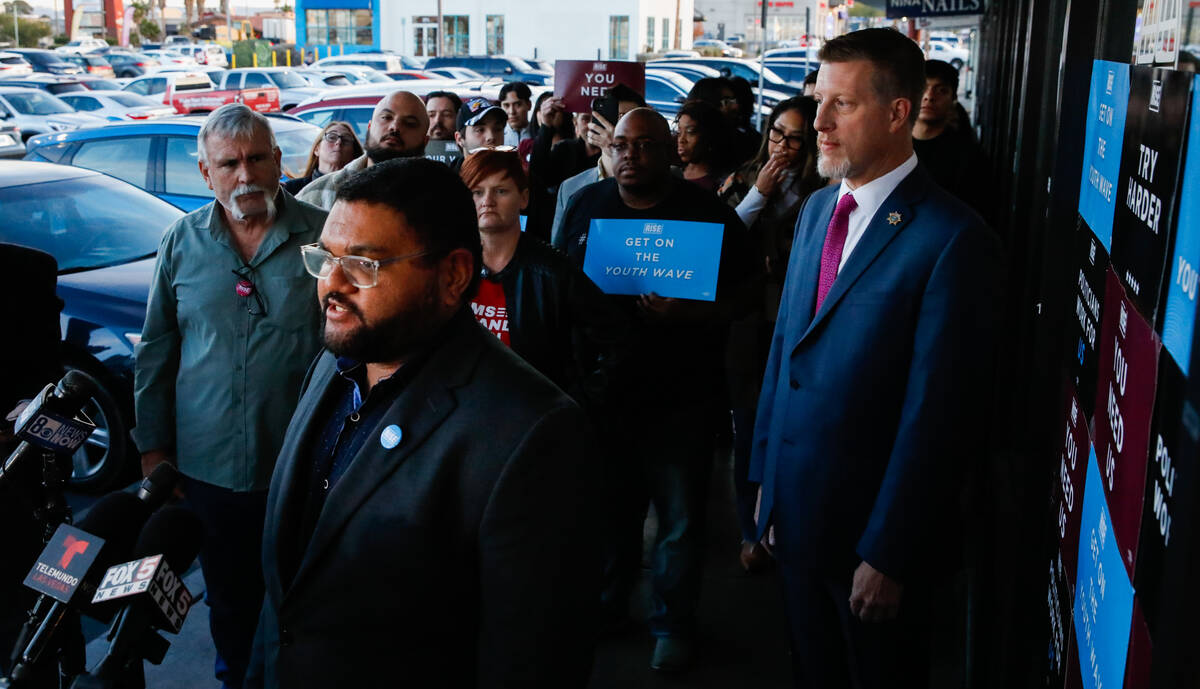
[558,108,755,672]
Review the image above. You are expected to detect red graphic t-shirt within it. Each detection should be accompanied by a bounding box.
[470,278,511,346]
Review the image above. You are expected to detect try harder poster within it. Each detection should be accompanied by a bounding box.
[1109,66,1193,327]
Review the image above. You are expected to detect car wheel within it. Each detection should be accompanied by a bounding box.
[62,361,131,492]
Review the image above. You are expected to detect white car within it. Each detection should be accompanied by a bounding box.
[176,44,229,68]
[927,42,970,69]
[0,51,33,78]
[58,90,176,120]
[694,39,744,58]
[56,38,109,54]
[141,50,198,68]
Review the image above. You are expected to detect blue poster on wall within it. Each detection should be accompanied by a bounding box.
[1078,61,1131,251]
[582,218,724,301]
[1160,74,1200,375]
[1073,445,1135,689]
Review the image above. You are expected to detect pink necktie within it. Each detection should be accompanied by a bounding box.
[814,192,857,314]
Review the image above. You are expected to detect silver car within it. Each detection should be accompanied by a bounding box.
[0,87,106,140]
[58,90,176,121]
[0,124,24,158]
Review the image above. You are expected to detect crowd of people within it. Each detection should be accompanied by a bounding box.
[112,26,996,689]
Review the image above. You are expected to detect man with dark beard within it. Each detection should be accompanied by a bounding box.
[245,158,600,689]
[297,90,429,210]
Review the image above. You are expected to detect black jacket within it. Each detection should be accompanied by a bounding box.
[482,234,628,411]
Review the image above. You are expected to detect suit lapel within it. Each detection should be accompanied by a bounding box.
[281,314,486,603]
[796,166,932,346]
[786,189,836,344]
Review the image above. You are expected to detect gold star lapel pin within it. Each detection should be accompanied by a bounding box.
[887,211,902,226]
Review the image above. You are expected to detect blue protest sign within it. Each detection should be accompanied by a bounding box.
[1073,445,1135,689]
[582,218,724,301]
[1161,75,1200,375]
[1078,61,1130,251]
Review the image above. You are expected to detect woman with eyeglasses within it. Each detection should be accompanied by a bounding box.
[458,149,629,412]
[674,99,736,193]
[716,96,825,575]
[283,121,363,195]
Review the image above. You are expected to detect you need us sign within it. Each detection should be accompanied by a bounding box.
[554,60,646,114]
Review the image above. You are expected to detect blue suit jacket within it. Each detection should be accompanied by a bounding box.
[749,163,999,582]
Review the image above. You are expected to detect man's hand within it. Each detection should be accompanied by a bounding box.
[140,449,172,479]
[636,292,682,321]
[848,560,903,622]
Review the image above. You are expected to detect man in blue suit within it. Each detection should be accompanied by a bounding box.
[750,28,999,688]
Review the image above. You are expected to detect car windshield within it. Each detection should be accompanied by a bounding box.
[272,71,309,89]
[4,91,74,115]
[0,174,180,271]
[364,71,391,83]
[109,93,156,107]
[273,124,322,178]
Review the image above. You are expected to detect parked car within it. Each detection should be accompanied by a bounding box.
[927,41,970,69]
[385,70,433,81]
[124,71,280,114]
[423,66,486,81]
[642,69,693,118]
[76,77,129,91]
[7,49,82,76]
[56,38,109,54]
[314,53,415,72]
[422,55,552,85]
[0,124,24,158]
[298,71,353,88]
[104,52,161,78]
[0,161,184,488]
[763,59,819,85]
[0,87,105,139]
[141,49,197,68]
[661,50,701,59]
[763,47,817,59]
[289,94,380,139]
[0,51,33,77]
[175,43,229,68]
[309,64,392,84]
[25,115,321,210]
[648,58,801,96]
[694,39,744,58]
[0,75,92,95]
[57,53,116,78]
[58,90,175,120]
[219,68,325,110]
[163,35,194,48]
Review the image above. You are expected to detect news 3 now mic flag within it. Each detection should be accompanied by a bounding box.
[91,555,194,633]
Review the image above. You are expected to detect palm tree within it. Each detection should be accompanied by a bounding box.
[157,0,165,35]
[2,0,34,14]
[182,0,193,29]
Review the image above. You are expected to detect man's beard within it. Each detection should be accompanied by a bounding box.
[224,183,278,221]
[322,284,440,363]
[817,150,852,180]
[366,131,426,163]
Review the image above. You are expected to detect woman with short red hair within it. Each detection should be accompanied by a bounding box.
[459,149,629,410]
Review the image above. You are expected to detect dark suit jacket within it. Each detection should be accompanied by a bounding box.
[749,164,1000,583]
[246,311,600,688]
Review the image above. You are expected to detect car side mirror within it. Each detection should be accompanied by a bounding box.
[504,66,513,74]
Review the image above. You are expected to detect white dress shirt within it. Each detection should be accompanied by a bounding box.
[834,153,919,273]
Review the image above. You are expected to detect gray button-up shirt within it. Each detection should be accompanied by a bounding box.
[132,191,329,492]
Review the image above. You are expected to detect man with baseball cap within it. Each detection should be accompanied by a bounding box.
[447,97,507,171]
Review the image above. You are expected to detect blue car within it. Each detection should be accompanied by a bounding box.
[23,115,321,211]
[0,161,183,491]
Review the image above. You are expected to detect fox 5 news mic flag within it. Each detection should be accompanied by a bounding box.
[92,555,194,633]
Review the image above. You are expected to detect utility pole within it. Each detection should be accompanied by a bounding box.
[435,0,442,56]
[12,2,19,47]
[756,0,767,129]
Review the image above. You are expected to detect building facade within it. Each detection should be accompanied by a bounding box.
[294,0,694,60]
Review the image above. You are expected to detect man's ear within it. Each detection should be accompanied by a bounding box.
[454,131,465,148]
[198,158,214,191]
[889,98,913,133]
[439,247,476,309]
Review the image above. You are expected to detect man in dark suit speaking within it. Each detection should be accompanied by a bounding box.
[750,28,999,688]
[246,158,599,688]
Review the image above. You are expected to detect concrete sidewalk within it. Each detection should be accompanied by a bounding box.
[80,451,794,688]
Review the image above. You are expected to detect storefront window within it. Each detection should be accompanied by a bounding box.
[661,18,670,50]
[609,16,629,60]
[442,15,469,56]
[306,8,371,46]
[486,15,504,55]
[646,17,655,53]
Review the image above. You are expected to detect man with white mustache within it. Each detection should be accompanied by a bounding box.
[133,103,328,689]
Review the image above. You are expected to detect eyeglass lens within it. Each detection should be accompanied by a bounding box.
[301,247,378,288]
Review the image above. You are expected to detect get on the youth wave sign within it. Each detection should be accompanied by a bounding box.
[582,218,724,301]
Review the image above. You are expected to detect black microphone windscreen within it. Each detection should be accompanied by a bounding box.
[136,462,180,510]
[53,370,95,407]
[75,491,152,566]
[132,505,205,576]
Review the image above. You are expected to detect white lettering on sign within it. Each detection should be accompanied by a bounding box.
[1125,177,1162,234]
[1105,70,1115,95]
[1177,256,1199,301]
[593,62,607,71]
[1137,144,1160,180]
[1149,79,1162,112]
[1089,165,1113,202]
[1118,301,1128,337]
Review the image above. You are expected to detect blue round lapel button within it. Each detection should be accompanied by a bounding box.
[380,424,403,449]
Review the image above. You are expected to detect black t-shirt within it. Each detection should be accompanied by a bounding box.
[913,129,992,223]
[558,177,755,408]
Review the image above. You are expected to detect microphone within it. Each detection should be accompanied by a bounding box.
[75,506,205,687]
[6,465,183,685]
[0,371,97,488]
